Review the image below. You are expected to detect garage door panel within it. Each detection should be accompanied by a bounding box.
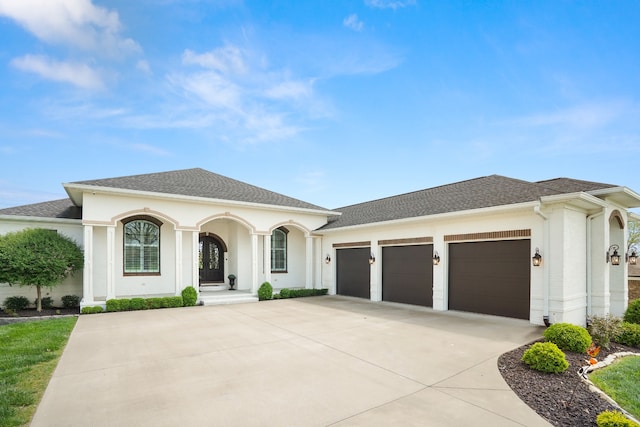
[383,245,433,307]
[336,248,371,299]
[449,240,530,320]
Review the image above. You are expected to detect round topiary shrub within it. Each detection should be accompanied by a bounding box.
[521,342,569,373]
[596,410,640,427]
[62,295,80,308]
[616,322,640,348]
[624,299,640,325]
[258,282,273,301]
[543,322,592,353]
[181,286,198,307]
[4,295,30,311]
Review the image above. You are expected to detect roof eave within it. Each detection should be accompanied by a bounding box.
[587,187,640,208]
[316,201,540,233]
[0,214,82,225]
[62,183,339,217]
[539,192,608,212]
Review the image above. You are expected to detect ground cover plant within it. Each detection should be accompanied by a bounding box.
[0,317,77,427]
[589,356,640,420]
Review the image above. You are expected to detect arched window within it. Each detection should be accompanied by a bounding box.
[271,227,288,273]
[123,216,162,275]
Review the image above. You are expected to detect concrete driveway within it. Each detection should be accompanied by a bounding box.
[32,297,550,426]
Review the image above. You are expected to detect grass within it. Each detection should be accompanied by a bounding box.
[0,318,77,427]
[590,356,640,419]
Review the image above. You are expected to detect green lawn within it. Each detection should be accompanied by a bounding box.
[590,356,640,419]
[0,318,77,427]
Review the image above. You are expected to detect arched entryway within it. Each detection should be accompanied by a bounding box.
[199,234,227,284]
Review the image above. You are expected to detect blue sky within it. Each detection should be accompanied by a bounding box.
[1,0,639,210]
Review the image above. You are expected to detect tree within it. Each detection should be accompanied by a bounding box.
[629,219,640,252]
[0,228,83,312]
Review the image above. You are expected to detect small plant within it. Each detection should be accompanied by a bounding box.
[4,295,30,311]
[35,296,54,310]
[596,410,640,427]
[279,288,291,298]
[81,306,104,314]
[589,314,622,349]
[616,322,640,347]
[129,297,146,310]
[182,286,198,306]
[118,298,131,311]
[106,299,121,312]
[62,295,80,308]
[624,299,640,325]
[258,282,273,301]
[521,342,569,373]
[543,322,592,353]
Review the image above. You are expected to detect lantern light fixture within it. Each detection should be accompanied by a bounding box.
[606,244,621,266]
[369,253,376,265]
[532,248,542,267]
[627,247,638,265]
[432,251,441,266]
[325,254,331,264]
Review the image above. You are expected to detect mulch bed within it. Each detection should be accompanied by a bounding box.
[499,341,638,426]
[0,307,80,318]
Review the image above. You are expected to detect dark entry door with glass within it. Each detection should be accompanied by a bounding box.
[199,236,224,283]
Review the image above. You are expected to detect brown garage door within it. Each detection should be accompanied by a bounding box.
[448,240,530,320]
[382,245,433,307]
[336,247,371,299]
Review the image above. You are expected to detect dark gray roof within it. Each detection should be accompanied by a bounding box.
[70,168,329,211]
[319,175,615,230]
[0,199,82,220]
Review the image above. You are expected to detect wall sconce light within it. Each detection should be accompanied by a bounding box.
[432,251,440,266]
[606,244,621,266]
[532,248,542,267]
[325,254,331,264]
[627,248,637,265]
[369,253,376,265]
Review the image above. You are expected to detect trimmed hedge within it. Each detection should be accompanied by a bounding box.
[274,288,329,299]
[543,323,592,353]
[181,286,198,307]
[62,295,80,308]
[35,297,54,309]
[4,296,30,311]
[596,410,640,427]
[616,322,640,348]
[81,306,104,314]
[521,342,569,373]
[624,299,640,325]
[105,296,184,312]
[258,282,273,301]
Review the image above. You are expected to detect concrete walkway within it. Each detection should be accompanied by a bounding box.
[32,297,550,426]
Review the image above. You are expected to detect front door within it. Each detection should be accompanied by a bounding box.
[199,236,224,283]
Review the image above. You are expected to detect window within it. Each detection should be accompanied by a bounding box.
[271,227,288,272]
[123,216,162,274]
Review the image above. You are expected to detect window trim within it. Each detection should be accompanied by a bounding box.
[271,227,288,273]
[122,215,163,276]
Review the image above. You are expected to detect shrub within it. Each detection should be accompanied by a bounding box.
[596,410,640,427]
[34,296,54,309]
[258,282,273,301]
[279,288,291,298]
[182,286,198,306]
[129,298,146,310]
[106,299,121,312]
[4,295,30,311]
[119,299,131,311]
[616,322,640,348]
[624,299,640,324]
[521,342,569,373]
[168,296,183,308]
[62,295,80,308]
[588,314,622,349]
[543,323,592,353]
[81,306,103,314]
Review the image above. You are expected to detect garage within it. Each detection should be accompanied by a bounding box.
[448,239,530,320]
[382,245,433,307]
[336,247,371,299]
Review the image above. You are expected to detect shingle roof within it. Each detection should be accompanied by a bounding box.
[70,168,329,211]
[0,199,82,220]
[319,175,615,230]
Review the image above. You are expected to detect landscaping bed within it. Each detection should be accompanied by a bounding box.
[499,341,638,426]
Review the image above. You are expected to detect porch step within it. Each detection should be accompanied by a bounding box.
[199,291,259,306]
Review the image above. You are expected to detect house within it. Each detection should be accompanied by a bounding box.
[1,168,639,326]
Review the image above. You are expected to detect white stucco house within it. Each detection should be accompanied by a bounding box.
[1,168,639,326]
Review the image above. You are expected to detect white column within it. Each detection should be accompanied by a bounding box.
[251,233,259,294]
[175,230,183,295]
[82,225,94,305]
[192,232,199,296]
[370,243,381,301]
[263,234,272,285]
[106,226,115,300]
[314,238,322,289]
[305,236,313,289]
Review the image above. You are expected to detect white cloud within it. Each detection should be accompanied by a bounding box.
[365,0,416,10]
[168,72,241,110]
[10,54,104,89]
[136,60,151,74]
[343,14,364,32]
[264,79,314,100]
[0,0,140,56]
[509,102,632,130]
[182,46,246,74]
